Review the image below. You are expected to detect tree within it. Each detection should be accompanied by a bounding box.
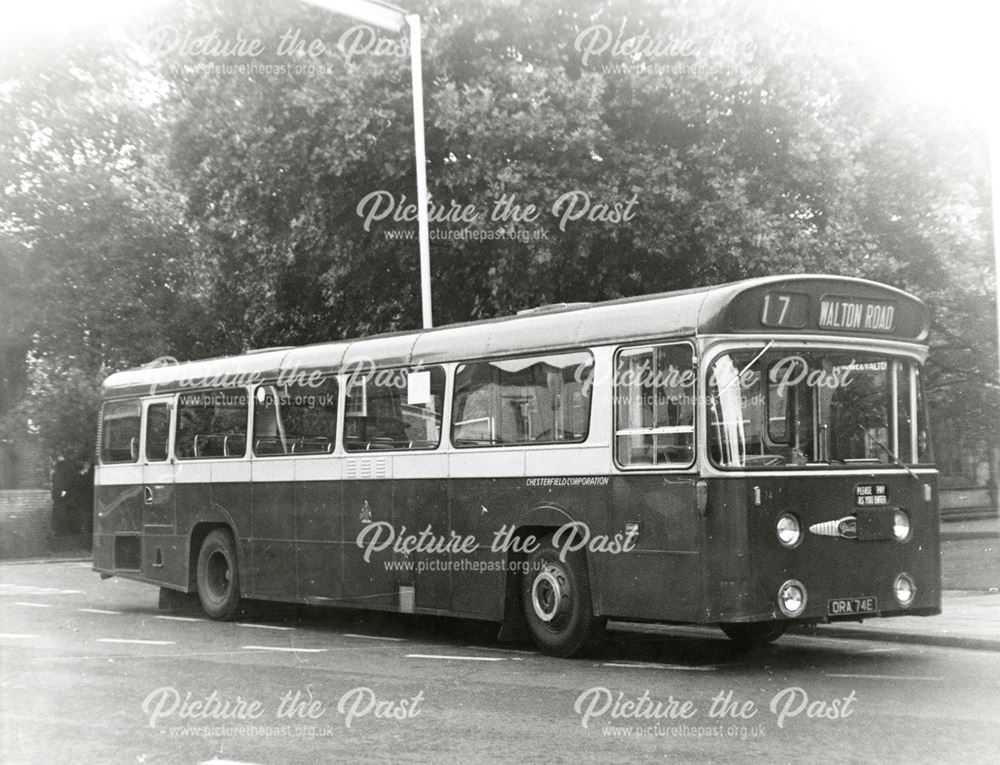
[1,0,995,467]
[0,28,213,458]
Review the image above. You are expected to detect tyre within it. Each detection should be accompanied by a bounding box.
[521,537,605,657]
[196,529,242,620]
[719,620,788,648]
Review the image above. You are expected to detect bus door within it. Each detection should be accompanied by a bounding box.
[140,396,178,583]
[605,342,703,622]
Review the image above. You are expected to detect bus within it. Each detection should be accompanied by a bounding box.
[93,274,940,656]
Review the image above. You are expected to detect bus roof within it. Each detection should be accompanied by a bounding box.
[101,274,929,397]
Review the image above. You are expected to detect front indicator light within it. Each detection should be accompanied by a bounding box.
[778,579,807,617]
[776,513,802,548]
[892,510,911,542]
[894,573,916,606]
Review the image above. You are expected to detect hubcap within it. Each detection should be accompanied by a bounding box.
[531,564,571,625]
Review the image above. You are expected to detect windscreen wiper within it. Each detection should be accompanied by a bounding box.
[855,424,919,481]
[717,341,774,396]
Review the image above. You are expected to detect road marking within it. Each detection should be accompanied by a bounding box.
[97,638,176,646]
[154,615,205,623]
[343,633,405,642]
[0,633,40,639]
[602,662,717,671]
[236,623,295,631]
[13,602,53,608]
[826,673,944,681]
[78,608,123,615]
[406,653,506,662]
[200,759,265,765]
[0,584,84,595]
[241,645,327,653]
[31,650,251,663]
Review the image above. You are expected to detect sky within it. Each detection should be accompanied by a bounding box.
[801,0,998,126]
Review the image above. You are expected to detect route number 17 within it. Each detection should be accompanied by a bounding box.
[760,292,807,328]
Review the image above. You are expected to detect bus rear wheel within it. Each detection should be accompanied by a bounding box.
[719,621,788,648]
[521,540,605,657]
[196,529,242,620]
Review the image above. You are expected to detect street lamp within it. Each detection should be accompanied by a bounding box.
[304,0,433,328]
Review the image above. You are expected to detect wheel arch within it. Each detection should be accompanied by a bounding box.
[497,503,601,642]
[186,505,244,594]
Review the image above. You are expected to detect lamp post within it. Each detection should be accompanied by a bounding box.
[304,0,433,328]
[992,127,1000,523]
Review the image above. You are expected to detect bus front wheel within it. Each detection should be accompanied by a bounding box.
[196,529,242,620]
[719,621,788,648]
[521,541,605,657]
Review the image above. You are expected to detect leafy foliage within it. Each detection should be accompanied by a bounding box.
[0,0,995,465]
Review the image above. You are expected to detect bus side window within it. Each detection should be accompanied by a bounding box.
[344,367,444,452]
[615,343,695,468]
[176,389,248,459]
[144,403,170,461]
[452,352,594,447]
[100,400,141,463]
[254,378,339,456]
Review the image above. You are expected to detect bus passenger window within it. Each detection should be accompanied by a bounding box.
[144,403,170,461]
[253,378,338,456]
[344,367,445,451]
[615,344,695,467]
[100,400,141,463]
[451,352,594,447]
[175,389,248,459]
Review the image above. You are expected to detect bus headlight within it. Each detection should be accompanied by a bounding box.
[892,510,911,542]
[894,573,916,606]
[778,579,807,617]
[776,514,802,548]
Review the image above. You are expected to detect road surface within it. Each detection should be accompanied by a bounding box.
[2,561,998,764]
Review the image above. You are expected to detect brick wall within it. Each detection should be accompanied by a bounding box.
[0,436,49,490]
[0,490,54,559]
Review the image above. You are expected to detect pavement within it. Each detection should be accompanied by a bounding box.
[799,591,1000,651]
[6,516,999,651]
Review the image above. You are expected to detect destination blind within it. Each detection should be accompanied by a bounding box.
[817,296,896,333]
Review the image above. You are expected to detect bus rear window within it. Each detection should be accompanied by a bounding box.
[100,400,141,463]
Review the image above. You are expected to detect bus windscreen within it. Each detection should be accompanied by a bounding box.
[707,349,931,469]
